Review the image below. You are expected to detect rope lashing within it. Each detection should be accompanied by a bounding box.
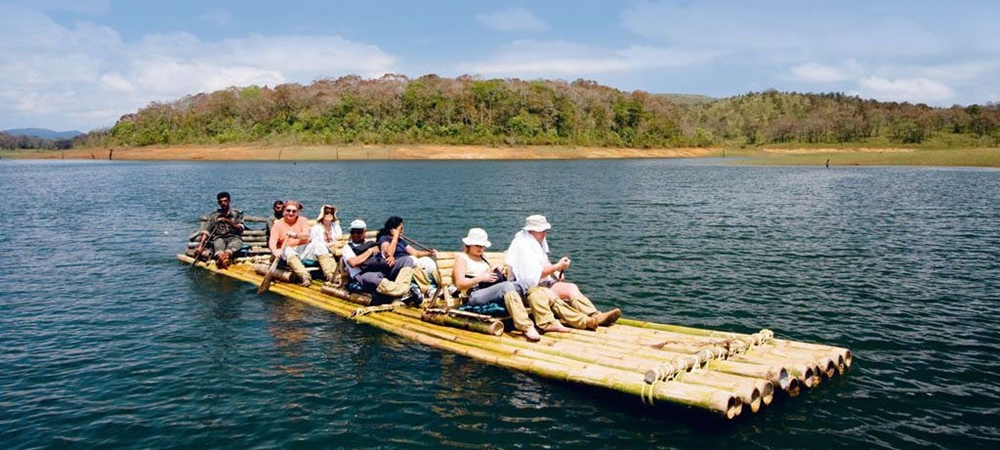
[643,329,774,384]
[349,303,399,318]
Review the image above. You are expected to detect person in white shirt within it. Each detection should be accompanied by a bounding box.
[506,215,621,330]
[310,204,343,255]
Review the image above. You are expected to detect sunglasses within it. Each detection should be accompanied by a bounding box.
[284,208,298,213]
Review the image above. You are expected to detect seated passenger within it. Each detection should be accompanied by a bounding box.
[268,200,336,286]
[311,204,343,256]
[376,216,436,295]
[506,214,622,330]
[452,228,542,342]
[341,219,421,304]
[197,191,245,269]
[265,199,284,243]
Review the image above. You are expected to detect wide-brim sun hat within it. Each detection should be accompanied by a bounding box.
[462,228,492,248]
[523,215,551,232]
[349,219,367,230]
[316,204,339,222]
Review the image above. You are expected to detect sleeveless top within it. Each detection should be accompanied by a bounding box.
[458,252,490,279]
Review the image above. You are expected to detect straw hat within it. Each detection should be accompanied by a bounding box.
[316,204,339,222]
[462,228,492,248]
[523,215,551,232]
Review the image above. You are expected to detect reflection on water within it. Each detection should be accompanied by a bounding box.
[1,159,998,450]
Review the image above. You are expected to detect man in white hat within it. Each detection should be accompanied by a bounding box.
[340,219,420,304]
[506,214,622,330]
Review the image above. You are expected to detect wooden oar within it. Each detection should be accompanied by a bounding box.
[257,256,280,294]
[190,226,221,267]
[400,234,433,252]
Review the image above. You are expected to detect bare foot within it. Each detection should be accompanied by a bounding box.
[541,323,571,333]
[523,326,542,342]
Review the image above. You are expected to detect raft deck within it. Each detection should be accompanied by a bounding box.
[178,243,851,420]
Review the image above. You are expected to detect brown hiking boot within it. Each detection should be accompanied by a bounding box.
[597,308,622,327]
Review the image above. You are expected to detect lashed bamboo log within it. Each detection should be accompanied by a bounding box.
[319,285,373,306]
[420,309,505,336]
[371,309,743,418]
[253,263,294,283]
[536,326,796,395]
[620,318,852,373]
[201,215,268,222]
[390,307,772,413]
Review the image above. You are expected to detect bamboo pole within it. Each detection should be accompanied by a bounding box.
[619,318,852,372]
[420,309,505,336]
[371,312,744,418]
[391,307,768,413]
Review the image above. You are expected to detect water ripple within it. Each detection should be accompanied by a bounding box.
[2,160,999,449]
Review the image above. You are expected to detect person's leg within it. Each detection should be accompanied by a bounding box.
[283,245,312,286]
[526,286,569,332]
[550,281,599,316]
[317,254,337,282]
[492,283,539,341]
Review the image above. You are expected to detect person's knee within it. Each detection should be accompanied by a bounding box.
[498,282,517,296]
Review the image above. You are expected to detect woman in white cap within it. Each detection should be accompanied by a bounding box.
[453,228,542,342]
[506,214,621,330]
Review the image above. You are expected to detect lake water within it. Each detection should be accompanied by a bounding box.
[1,159,998,450]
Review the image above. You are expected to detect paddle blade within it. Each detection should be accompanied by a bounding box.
[257,258,279,295]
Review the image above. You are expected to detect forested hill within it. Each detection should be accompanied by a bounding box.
[88,74,1000,149]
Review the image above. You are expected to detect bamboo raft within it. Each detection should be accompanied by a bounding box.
[180,217,852,420]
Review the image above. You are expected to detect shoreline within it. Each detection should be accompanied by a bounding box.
[13,144,720,161]
[5,144,999,167]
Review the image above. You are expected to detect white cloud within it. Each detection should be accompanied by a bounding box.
[854,76,954,104]
[99,72,134,93]
[789,63,851,83]
[788,60,866,83]
[459,40,717,76]
[475,7,547,32]
[0,6,397,131]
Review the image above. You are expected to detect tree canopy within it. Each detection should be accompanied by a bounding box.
[82,74,1000,150]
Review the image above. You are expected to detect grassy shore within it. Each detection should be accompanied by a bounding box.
[3,144,999,167]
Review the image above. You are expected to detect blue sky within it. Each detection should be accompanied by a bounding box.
[2,0,998,133]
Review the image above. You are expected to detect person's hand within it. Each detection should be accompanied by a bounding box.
[479,272,498,284]
[272,249,281,258]
[386,254,396,266]
[390,226,401,239]
[287,232,298,239]
[428,249,438,258]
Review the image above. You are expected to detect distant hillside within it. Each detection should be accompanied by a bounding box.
[653,93,717,106]
[4,128,82,139]
[89,74,1000,149]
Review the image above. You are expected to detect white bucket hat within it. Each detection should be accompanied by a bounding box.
[462,228,491,248]
[523,215,551,232]
[349,219,367,230]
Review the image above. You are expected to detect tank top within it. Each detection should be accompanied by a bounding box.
[459,252,490,278]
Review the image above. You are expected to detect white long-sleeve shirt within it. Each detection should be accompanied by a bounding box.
[505,229,550,288]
